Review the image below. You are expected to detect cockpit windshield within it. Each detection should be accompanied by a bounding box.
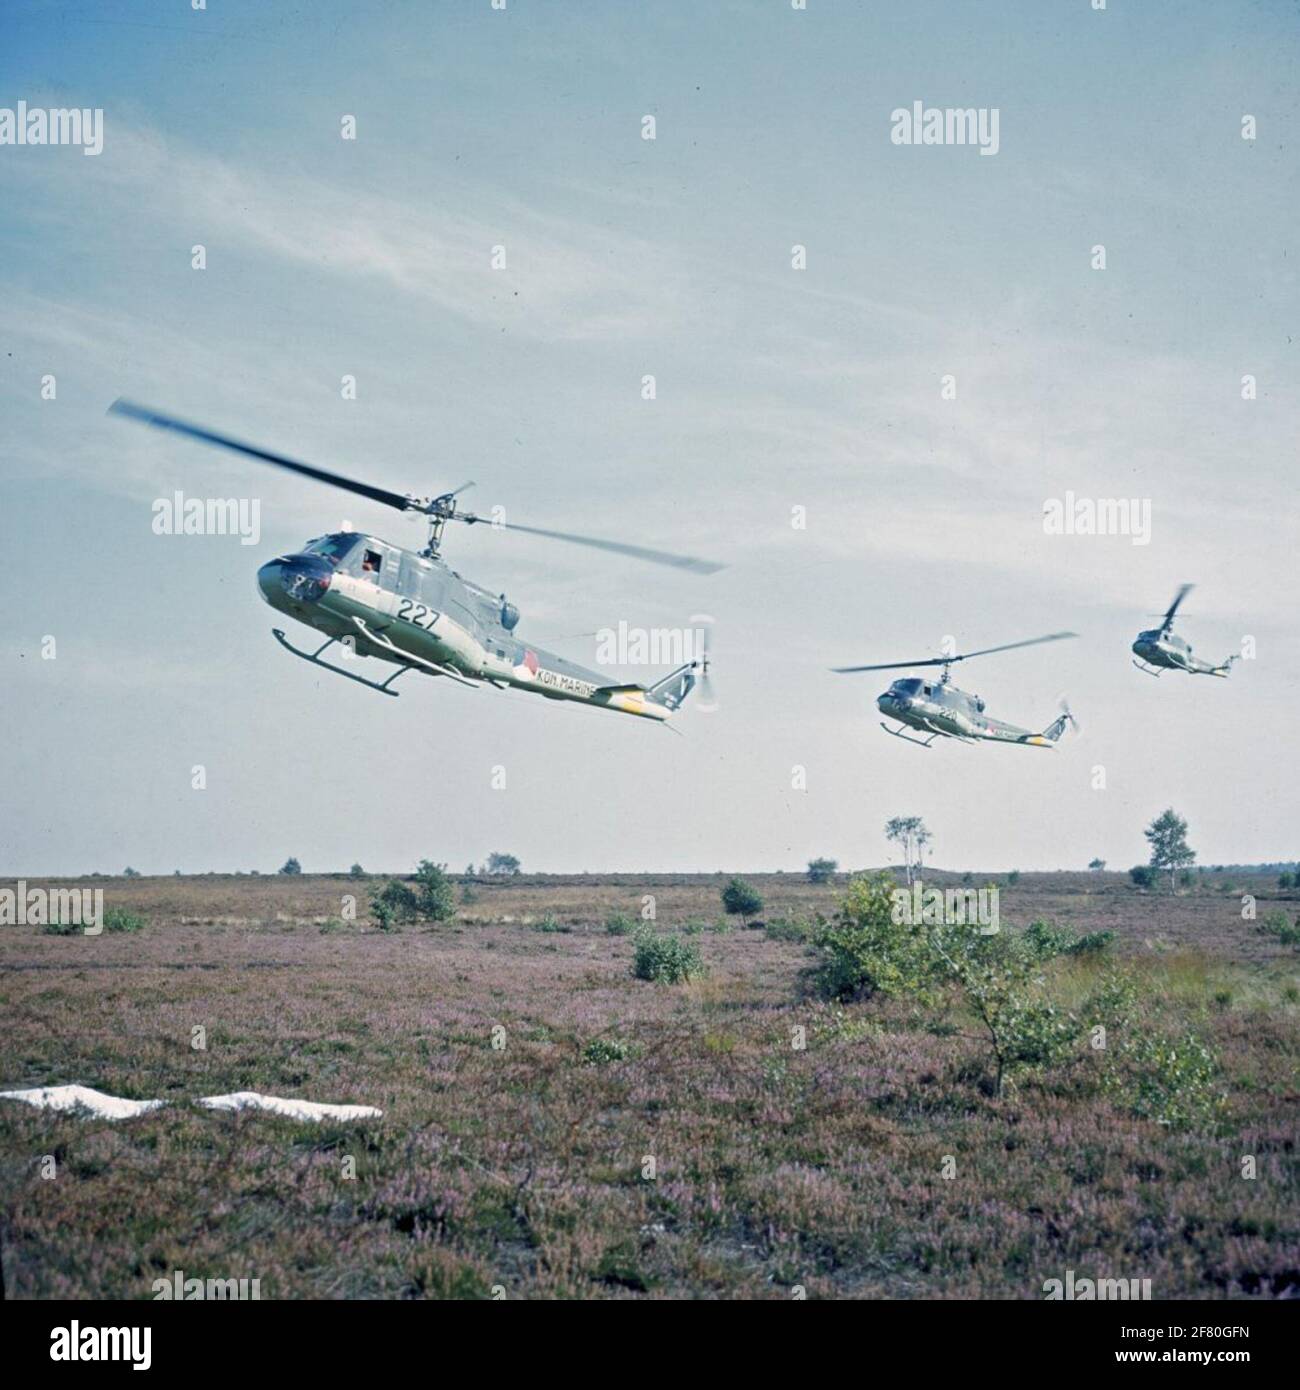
[303,534,361,566]
[892,678,923,695]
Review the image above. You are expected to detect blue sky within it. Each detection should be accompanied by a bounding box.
[2,0,1297,874]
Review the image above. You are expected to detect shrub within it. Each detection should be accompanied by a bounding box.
[633,931,704,984]
[371,880,419,930]
[931,927,1080,1093]
[583,1038,631,1065]
[1258,910,1300,947]
[721,877,763,922]
[1006,870,1021,886]
[533,914,570,933]
[349,863,366,879]
[1279,872,1293,889]
[103,907,144,933]
[1021,920,1078,961]
[122,867,141,878]
[813,872,934,1002]
[765,916,811,943]
[806,857,838,884]
[605,912,637,936]
[1103,1028,1222,1129]
[1129,865,1156,888]
[279,857,302,876]
[413,860,455,923]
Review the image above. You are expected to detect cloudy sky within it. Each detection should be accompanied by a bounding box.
[2,0,1297,875]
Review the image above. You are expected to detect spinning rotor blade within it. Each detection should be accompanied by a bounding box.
[833,631,1077,675]
[1160,583,1194,631]
[109,400,415,512]
[111,400,724,574]
[458,515,724,575]
[951,632,1078,662]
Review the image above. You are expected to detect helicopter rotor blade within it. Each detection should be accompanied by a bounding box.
[109,399,418,512]
[1160,583,1194,631]
[832,656,952,674]
[953,631,1078,662]
[455,514,723,575]
[833,631,1077,675]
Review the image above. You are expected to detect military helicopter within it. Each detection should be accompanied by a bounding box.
[110,401,719,722]
[833,632,1078,748]
[1131,584,1237,678]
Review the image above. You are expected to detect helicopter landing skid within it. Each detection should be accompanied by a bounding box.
[1131,658,1164,677]
[272,628,408,696]
[880,720,940,748]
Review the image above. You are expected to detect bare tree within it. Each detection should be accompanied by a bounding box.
[885,816,931,886]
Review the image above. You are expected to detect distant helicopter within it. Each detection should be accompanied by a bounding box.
[833,632,1078,748]
[110,401,719,722]
[1131,584,1237,678]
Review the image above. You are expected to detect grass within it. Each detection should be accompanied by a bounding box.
[0,870,1297,1298]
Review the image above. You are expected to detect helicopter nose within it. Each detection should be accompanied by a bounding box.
[257,554,333,607]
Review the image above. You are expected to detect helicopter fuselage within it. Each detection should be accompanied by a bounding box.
[1131,629,1233,677]
[256,532,698,720]
[877,677,1062,746]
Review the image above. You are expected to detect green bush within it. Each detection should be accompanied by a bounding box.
[583,1038,631,1065]
[721,877,763,922]
[533,914,570,933]
[371,880,419,930]
[765,916,811,943]
[103,907,144,933]
[806,857,838,884]
[1129,865,1156,889]
[633,931,704,984]
[813,872,934,1002]
[1258,910,1300,946]
[605,912,637,936]
[1103,1028,1222,1129]
[413,860,455,923]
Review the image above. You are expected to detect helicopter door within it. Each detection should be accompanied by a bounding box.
[354,543,398,618]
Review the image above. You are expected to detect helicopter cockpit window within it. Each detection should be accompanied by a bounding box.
[360,549,383,575]
[893,678,923,695]
[303,534,359,567]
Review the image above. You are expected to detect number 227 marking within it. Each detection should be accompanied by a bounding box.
[397,598,438,630]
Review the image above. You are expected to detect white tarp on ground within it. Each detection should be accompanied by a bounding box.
[0,1083,381,1123]
[0,1084,165,1120]
[198,1092,383,1122]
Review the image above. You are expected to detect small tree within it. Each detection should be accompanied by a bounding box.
[721,877,763,924]
[1129,864,1156,889]
[1088,858,1106,872]
[884,816,930,886]
[486,852,521,875]
[1145,808,1195,893]
[349,863,366,879]
[371,879,419,930]
[122,866,141,878]
[279,857,302,876]
[413,860,455,923]
[807,857,838,884]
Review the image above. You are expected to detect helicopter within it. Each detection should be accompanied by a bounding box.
[833,632,1078,748]
[109,400,719,722]
[1131,584,1237,678]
